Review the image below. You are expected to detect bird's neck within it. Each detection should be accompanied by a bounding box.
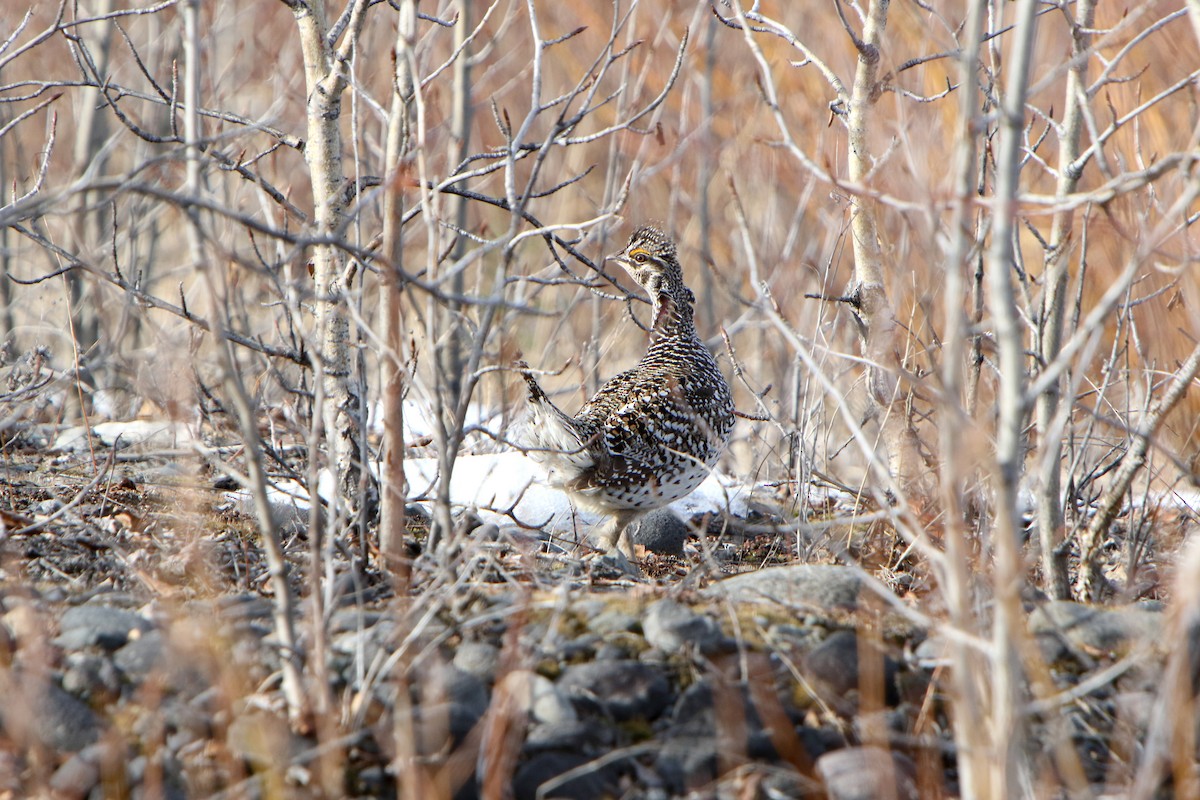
[650,287,697,341]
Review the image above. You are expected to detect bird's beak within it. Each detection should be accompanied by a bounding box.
[606,251,633,272]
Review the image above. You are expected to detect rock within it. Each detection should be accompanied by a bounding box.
[215,594,275,622]
[703,565,865,611]
[48,748,101,799]
[331,618,400,669]
[586,607,639,636]
[670,678,763,733]
[655,735,719,793]
[816,746,918,800]
[643,598,727,655]
[804,630,900,707]
[589,549,641,579]
[1113,691,1155,734]
[410,666,492,754]
[512,751,618,800]
[0,672,102,752]
[226,709,301,769]
[558,660,671,722]
[1028,601,1162,657]
[499,670,577,726]
[54,604,153,651]
[116,631,210,698]
[62,652,121,703]
[114,629,167,681]
[454,641,501,683]
[630,509,689,557]
[328,607,385,634]
[660,677,792,791]
[524,719,611,754]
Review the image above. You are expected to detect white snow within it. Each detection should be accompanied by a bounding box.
[401,451,750,531]
[52,420,198,452]
[223,449,752,536]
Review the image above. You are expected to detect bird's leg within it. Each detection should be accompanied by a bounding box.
[600,510,644,560]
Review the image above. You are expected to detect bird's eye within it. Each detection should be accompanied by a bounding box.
[633,252,648,264]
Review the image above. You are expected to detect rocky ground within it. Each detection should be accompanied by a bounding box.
[0,424,1193,799]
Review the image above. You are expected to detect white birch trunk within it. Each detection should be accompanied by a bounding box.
[985,0,1041,793]
[289,0,366,515]
[1035,0,1097,601]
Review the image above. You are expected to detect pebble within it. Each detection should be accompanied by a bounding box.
[643,598,727,655]
[816,746,918,800]
[703,564,865,611]
[62,651,122,703]
[0,672,102,752]
[54,604,153,651]
[630,509,690,557]
[453,640,501,682]
[1028,601,1163,657]
[804,630,900,707]
[512,751,618,800]
[558,660,672,722]
[48,746,101,799]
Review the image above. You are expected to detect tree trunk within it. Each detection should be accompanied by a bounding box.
[985,0,1041,793]
[288,0,369,524]
[379,0,417,582]
[1035,0,1097,601]
[843,0,925,497]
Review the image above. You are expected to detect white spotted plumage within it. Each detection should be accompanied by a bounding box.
[518,226,734,557]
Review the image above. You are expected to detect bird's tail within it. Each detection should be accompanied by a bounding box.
[514,361,593,475]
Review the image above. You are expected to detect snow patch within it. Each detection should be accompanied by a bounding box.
[222,450,750,535]
[53,420,198,452]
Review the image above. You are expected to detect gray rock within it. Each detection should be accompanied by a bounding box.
[226,709,301,769]
[499,670,577,726]
[630,509,689,557]
[54,604,153,651]
[670,678,764,733]
[804,630,900,707]
[589,548,641,578]
[655,734,718,793]
[331,618,400,670]
[586,608,639,636]
[1113,691,1156,733]
[524,719,611,754]
[415,700,487,755]
[62,652,121,703]
[703,565,865,611]
[328,607,385,634]
[558,660,671,722]
[593,642,630,661]
[114,629,167,681]
[663,679,792,770]
[816,746,917,800]
[513,751,618,800]
[643,598,726,655]
[530,673,577,726]
[453,641,501,682]
[411,666,492,754]
[115,632,210,697]
[0,673,102,752]
[49,748,101,799]
[128,752,190,800]
[1029,601,1163,656]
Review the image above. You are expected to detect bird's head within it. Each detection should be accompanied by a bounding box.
[608,225,695,333]
[608,225,685,299]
